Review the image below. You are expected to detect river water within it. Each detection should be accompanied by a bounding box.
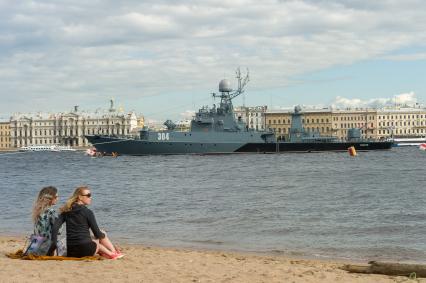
[0,147,425,262]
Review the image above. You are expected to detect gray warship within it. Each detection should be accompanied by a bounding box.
[85,70,392,155]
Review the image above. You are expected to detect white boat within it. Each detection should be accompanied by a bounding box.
[54,145,77,151]
[19,145,76,152]
[392,137,426,147]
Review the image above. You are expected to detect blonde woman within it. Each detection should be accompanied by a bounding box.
[30,186,60,255]
[48,186,123,259]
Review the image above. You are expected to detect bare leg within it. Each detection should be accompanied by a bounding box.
[92,230,117,257]
[92,239,114,257]
[99,236,116,253]
[99,230,117,253]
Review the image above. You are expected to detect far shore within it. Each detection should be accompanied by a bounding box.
[1,235,421,283]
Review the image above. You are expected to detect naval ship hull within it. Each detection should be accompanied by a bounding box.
[236,141,393,153]
[86,135,392,155]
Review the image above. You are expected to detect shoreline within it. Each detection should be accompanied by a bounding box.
[1,232,422,265]
[1,236,422,283]
[0,232,367,265]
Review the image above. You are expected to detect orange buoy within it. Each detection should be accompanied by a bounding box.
[348,146,357,156]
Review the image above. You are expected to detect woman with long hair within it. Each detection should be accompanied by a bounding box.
[48,186,123,259]
[31,186,60,255]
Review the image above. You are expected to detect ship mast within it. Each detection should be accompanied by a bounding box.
[213,68,250,105]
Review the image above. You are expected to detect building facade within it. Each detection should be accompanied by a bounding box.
[264,106,426,141]
[265,108,334,141]
[331,109,377,140]
[10,105,138,148]
[0,121,11,150]
[234,106,268,131]
[376,107,426,139]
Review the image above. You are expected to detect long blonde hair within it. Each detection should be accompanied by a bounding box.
[60,186,88,213]
[32,186,57,223]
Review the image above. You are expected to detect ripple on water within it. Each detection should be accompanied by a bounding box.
[0,147,425,262]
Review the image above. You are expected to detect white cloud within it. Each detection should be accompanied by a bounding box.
[331,92,418,109]
[0,0,425,115]
[180,110,195,120]
[381,53,426,61]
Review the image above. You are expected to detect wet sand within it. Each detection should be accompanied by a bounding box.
[1,236,423,283]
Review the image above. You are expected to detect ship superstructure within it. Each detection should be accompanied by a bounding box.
[86,69,278,155]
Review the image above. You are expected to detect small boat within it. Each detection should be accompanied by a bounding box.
[392,137,426,147]
[54,145,76,152]
[419,143,426,151]
[19,145,76,152]
[85,148,97,156]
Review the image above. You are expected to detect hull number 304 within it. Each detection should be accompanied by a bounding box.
[157,133,170,141]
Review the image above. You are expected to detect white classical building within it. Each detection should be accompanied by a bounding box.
[234,106,268,131]
[10,102,138,148]
[376,107,426,139]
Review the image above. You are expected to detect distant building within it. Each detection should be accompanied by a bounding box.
[376,107,426,139]
[10,101,138,148]
[265,108,333,141]
[331,109,377,140]
[234,106,267,131]
[265,106,426,141]
[137,115,145,128]
[0,121,11,150]
[174,120,190,131]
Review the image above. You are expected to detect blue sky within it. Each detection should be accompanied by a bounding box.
[1,0,425,122]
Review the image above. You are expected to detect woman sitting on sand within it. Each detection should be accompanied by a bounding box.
[30,186,65,255]
[48,186,123,259]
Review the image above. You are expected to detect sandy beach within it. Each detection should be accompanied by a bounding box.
[1,236,423,283]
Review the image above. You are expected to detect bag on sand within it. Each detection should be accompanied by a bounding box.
[23,234,47,256]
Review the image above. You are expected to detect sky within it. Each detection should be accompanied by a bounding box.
[1,0,426,122]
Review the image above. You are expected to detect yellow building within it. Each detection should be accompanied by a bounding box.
[266,107,379,141]
[265,108,333,141]
[0,121,11,150]
[261,105,426,141]
[331,109,377,140]
[302,110,333,137]
[264,110,292,140]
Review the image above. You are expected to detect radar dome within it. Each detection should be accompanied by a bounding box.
[219,79,232,93]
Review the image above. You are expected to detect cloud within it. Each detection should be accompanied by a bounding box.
[381,52,426,61]
[0,0,425,115]
[180,110,195,120]
[331,92,418,109]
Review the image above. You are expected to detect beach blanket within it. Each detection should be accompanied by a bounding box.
[6,249,102,261]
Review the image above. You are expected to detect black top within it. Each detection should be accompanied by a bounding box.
[48,204,105,254]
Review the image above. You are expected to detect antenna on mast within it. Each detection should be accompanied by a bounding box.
[230,67,249,100]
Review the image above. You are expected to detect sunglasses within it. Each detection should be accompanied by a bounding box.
[81,193,92,198]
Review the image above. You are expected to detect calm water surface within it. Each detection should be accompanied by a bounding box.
[0,148,425,262]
